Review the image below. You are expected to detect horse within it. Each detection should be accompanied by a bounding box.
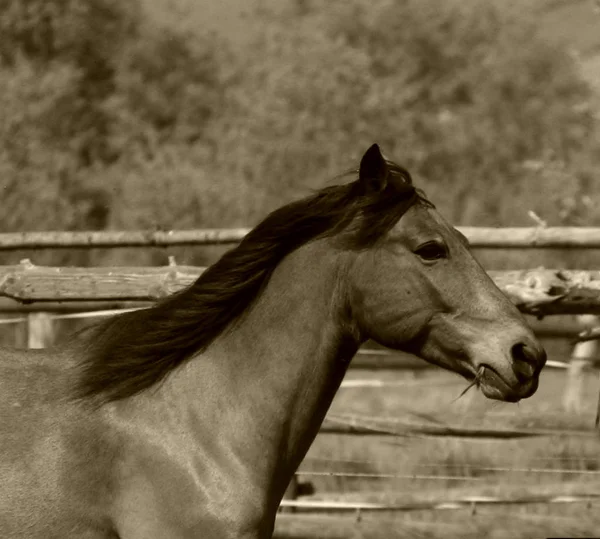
[0,144,546,538]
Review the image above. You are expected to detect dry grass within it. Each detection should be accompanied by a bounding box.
[275,510,600,539]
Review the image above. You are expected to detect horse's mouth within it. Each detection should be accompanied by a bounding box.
[476,364,538,403]
[423,350,540,403]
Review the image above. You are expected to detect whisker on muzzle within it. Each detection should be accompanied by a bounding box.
[454,365,485,402]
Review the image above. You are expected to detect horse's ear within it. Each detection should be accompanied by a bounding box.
[359,144,389,192]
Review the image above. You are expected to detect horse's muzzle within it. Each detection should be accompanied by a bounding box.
[478,339,546,402]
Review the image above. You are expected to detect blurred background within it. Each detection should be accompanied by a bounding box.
[1,0,600,268]
[2,0,600,537]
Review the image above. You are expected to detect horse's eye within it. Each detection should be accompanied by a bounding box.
[414,241,447,261]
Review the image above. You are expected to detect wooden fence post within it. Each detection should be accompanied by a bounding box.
[26,312,55,349]
[563,314,598,413]
[280,476,299,514]
[279,477,315,513]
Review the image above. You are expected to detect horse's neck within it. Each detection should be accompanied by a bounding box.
[170,240,357,499]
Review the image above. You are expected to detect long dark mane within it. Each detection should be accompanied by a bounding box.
[76,162,426,403]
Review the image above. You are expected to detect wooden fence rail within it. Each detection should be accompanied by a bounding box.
[2,262,600,315]
[0,229,252,249]
[4,226,600,249]
[320,414,597,439]
[277,492,600,512]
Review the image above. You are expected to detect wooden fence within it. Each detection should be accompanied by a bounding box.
[1,227,600,397]
[2,226,600,249]
[2,261,600,314]
[0,227,599,388]
[2,227,600,520]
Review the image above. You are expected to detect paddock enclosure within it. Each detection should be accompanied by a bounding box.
[1,227,600,538]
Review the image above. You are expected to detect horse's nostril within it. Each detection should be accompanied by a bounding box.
[511,342,538,383]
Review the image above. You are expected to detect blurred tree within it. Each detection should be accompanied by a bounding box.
[1,0,599,273]
[0,0,228,267]
[213,0,599,234]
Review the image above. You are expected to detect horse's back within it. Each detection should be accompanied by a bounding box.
[0,346,117,538]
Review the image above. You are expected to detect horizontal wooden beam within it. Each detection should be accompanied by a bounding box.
[1,263,600,315]
[2,227,600,250]
[0,300,153,313]
[320,418,541,438]
[0,229,251,250]
[276,492,600,513]
[488,268,600,315]
[0,261,202,302]
[320,415,594,439]
[460,226,600,249]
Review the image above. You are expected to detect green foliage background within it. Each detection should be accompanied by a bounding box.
[1,0,599,267]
